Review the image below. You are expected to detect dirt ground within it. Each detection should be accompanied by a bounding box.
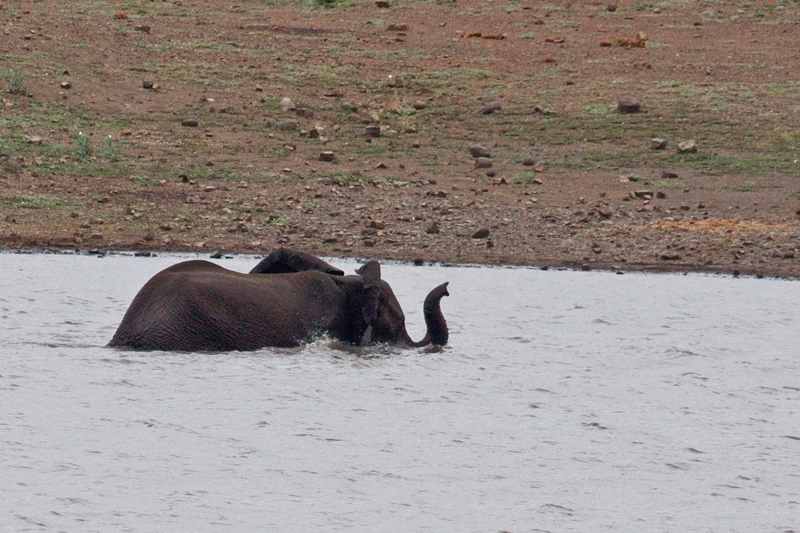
[2,0,799,276]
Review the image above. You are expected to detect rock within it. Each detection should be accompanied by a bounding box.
[656,191,667,199]
[296,107,314,118]
[376,0,390,7]
[134,25,151,34]
[276,119,298,131]
[426,222,440,234]
[617,96,640,113]
[469,145,491,158]
[309,126,325,139]
[365,125,381,138]
[60,82,71,89]
[387,23,409,32]
[481,101,502,114]
[181,119,198,127]
[678,140,698,153]
[522,157,536,166]
[412,100,427,110]
[472,228,490,239]
[660,253,681,261]
[651,138,667,150]
[279,97,296,112]
[661,171,679,179]
[27,136,43,144]
[632,190,654,199]
[474,157,493,169]
[387,75,403,87]
[318,151,336,162]
[142,80,154,89]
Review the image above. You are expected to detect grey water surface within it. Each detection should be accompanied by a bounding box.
[1,252,799,532]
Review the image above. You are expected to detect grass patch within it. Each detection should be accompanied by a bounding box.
[2,195,65,209]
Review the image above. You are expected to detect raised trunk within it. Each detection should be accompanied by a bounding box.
[403,282,449,347]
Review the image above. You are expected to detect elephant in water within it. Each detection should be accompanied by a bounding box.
[108,248,449,352]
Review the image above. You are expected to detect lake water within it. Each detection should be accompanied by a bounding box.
[2,252,799,532]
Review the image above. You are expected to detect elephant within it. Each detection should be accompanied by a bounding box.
[107,248,449,352]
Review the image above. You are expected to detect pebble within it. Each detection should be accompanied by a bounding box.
[412,100,427,110]
[375,0,390,7]
[365,125,381,138]
[276,119,298,131]
[522,157,536,166]
[181,119,198,127]
[474,157,493,169]
[481,101,502,114]
[387,23,409,32]
[617,96,640,113]
[280,97,296,112]
[472,228,490,239]
[426,222,440,234]
[469,145,491,158]
[678,140,698,153]
[651,138,667,150]
[661,171,678,179]
[318,151,336,162]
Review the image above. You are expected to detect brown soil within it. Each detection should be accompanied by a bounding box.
[2,0,799,276]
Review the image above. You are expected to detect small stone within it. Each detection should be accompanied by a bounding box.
[521,157,536,166]
[480,101,502,114]
[27,136,43,144]
[617,96,640,113]
[656,191,667,199]
[474,157,493,169]
[633,190,654,199]
[181,119,198,127]
[472,228,490,239]
[376,0,390,7]
[134,25,151,34]
[365,125,381,138]
[309,125,325,139]
[387,23,409,32]
[276,119,298,131]
[661,171,679,179]
[387,75,403,87]
[678,140,698,153]
[279,97,296,112]
[651,138,667,150]
[296,107,314,118]
[142,80,154,89]
[660,253,681,261]
[426,222,440,234]
[319,151,336,162]
[60,82,71,89]
[412,100,427,110]
[469,145,491,158]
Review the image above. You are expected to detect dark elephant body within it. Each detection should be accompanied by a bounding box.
[108,252,449,352]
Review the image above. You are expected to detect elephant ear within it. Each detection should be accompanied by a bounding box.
[249,248,344,276]
[356,261,382,345]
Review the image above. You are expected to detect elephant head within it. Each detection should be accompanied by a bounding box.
[353,260,449,348]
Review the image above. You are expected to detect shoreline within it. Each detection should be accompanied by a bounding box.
[3,244,797,280]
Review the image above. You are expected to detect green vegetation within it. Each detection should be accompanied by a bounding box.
[1,195,65,210]
[4,68,26,95]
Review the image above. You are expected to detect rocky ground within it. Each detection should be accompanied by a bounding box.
[1,0,799,276]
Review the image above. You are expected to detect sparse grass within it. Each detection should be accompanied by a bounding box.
[4,68,27,95]
[1,195,65,210]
